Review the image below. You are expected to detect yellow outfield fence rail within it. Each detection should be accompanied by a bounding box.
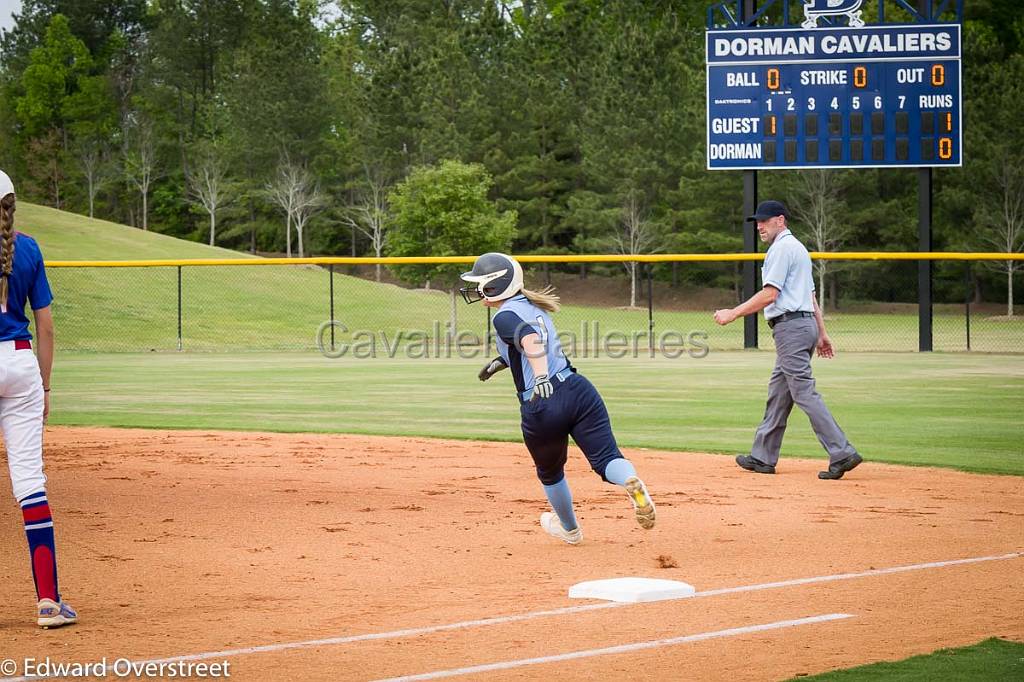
[42,253,1023,355]
[44,252,1024,267]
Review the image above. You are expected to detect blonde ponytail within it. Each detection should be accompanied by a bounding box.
[521,285,560,313]
[0,193,15,313]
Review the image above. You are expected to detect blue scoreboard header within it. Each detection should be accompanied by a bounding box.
[705,23,962,170]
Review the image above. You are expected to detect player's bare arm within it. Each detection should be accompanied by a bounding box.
[811,294,834,358]
[33,305,54,420]
[714,285,779,325]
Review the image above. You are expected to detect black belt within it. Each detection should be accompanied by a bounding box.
[767,311,814,329]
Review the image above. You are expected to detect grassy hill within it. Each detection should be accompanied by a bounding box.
[20,203,490,351]
[20,203,256,260]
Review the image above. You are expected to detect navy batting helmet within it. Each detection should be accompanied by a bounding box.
[459,252,524,304]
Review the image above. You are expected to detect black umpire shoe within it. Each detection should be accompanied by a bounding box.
[735,455,775,474]
[818,454,863,480]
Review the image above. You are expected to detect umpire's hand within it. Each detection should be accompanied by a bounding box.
[714,308,738,325]
[817,333,835,359]
[531,374,554,401]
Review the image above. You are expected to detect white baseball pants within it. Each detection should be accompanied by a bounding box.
[0,340,46,502]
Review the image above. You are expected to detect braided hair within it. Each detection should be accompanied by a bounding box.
[0,191,14,313]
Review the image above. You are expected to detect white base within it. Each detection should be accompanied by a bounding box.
[568,577,696,603]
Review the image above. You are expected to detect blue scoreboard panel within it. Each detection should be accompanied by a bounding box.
[706,24,961,170]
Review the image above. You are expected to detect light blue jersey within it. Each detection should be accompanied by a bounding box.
[492,294,570,394]
[761,229,815,319]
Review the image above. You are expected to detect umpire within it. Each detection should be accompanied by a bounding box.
[713,200,862,480]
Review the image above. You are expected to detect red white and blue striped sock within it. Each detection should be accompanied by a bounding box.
[20,491,59,602]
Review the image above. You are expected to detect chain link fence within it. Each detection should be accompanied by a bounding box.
[44,256,1023,354]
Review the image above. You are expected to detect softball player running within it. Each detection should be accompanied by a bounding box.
[0,169,77,628]
[461,253,655,545]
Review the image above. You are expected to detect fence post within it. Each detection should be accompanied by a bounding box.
[647,263,655,357]
[176,265,183,352]
[329,264,335,352]
[965,260,971,352]
[486,306,492,355]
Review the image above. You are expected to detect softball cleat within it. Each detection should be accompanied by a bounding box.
[540,512,582,545]
[37,598,78,629]
[624,477,656,529]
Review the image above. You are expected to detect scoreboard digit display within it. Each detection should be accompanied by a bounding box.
[705,24,961,170]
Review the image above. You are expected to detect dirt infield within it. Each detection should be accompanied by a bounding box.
[1,427,1022,681]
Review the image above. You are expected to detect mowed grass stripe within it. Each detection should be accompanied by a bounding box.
[49,352,1024,475]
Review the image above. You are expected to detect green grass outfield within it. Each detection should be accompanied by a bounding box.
[49,351,1024,475]
[788,638,1024,681]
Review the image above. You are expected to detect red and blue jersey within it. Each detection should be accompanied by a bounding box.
[0,232,53,341]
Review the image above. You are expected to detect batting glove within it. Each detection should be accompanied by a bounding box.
[531,374,554,401]
[478,356,508,382]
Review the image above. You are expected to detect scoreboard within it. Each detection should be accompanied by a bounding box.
[705,24,961,170]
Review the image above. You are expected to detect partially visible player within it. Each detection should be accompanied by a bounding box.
[0,169,77,628]
[461,253,655,545]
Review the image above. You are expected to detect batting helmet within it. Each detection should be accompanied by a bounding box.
[459,252,523,304]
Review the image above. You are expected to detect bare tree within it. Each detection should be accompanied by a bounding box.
[267,158,323,258]
[977,156,1024,317]
[187,151,235,246]
[614,194,659,309]
[341,165,390,281]
[293,179,324,259]
[267,158,303,257]
[74,139,105,218]
[788,169,849,310]
[123,121,156,230]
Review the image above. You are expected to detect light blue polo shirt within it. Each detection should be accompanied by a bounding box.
[761,229,814,319]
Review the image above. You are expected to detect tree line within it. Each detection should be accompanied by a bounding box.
[0,1,1021,312]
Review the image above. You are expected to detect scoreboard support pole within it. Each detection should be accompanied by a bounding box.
[917,0,933,353]
[741,0,759,350]
[743,170,759,349]
[918,167,933,351]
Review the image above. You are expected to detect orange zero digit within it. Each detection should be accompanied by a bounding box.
[939,137,953,160]
[853,66,867,88]
[767,68,780,90]
[931,64,945,86]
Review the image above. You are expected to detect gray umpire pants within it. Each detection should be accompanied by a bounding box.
[751,316,858,466]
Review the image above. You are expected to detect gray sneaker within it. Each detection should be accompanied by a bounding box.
[37,598,78,629]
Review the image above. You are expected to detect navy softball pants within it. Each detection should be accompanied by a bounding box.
[519,372,623,485]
